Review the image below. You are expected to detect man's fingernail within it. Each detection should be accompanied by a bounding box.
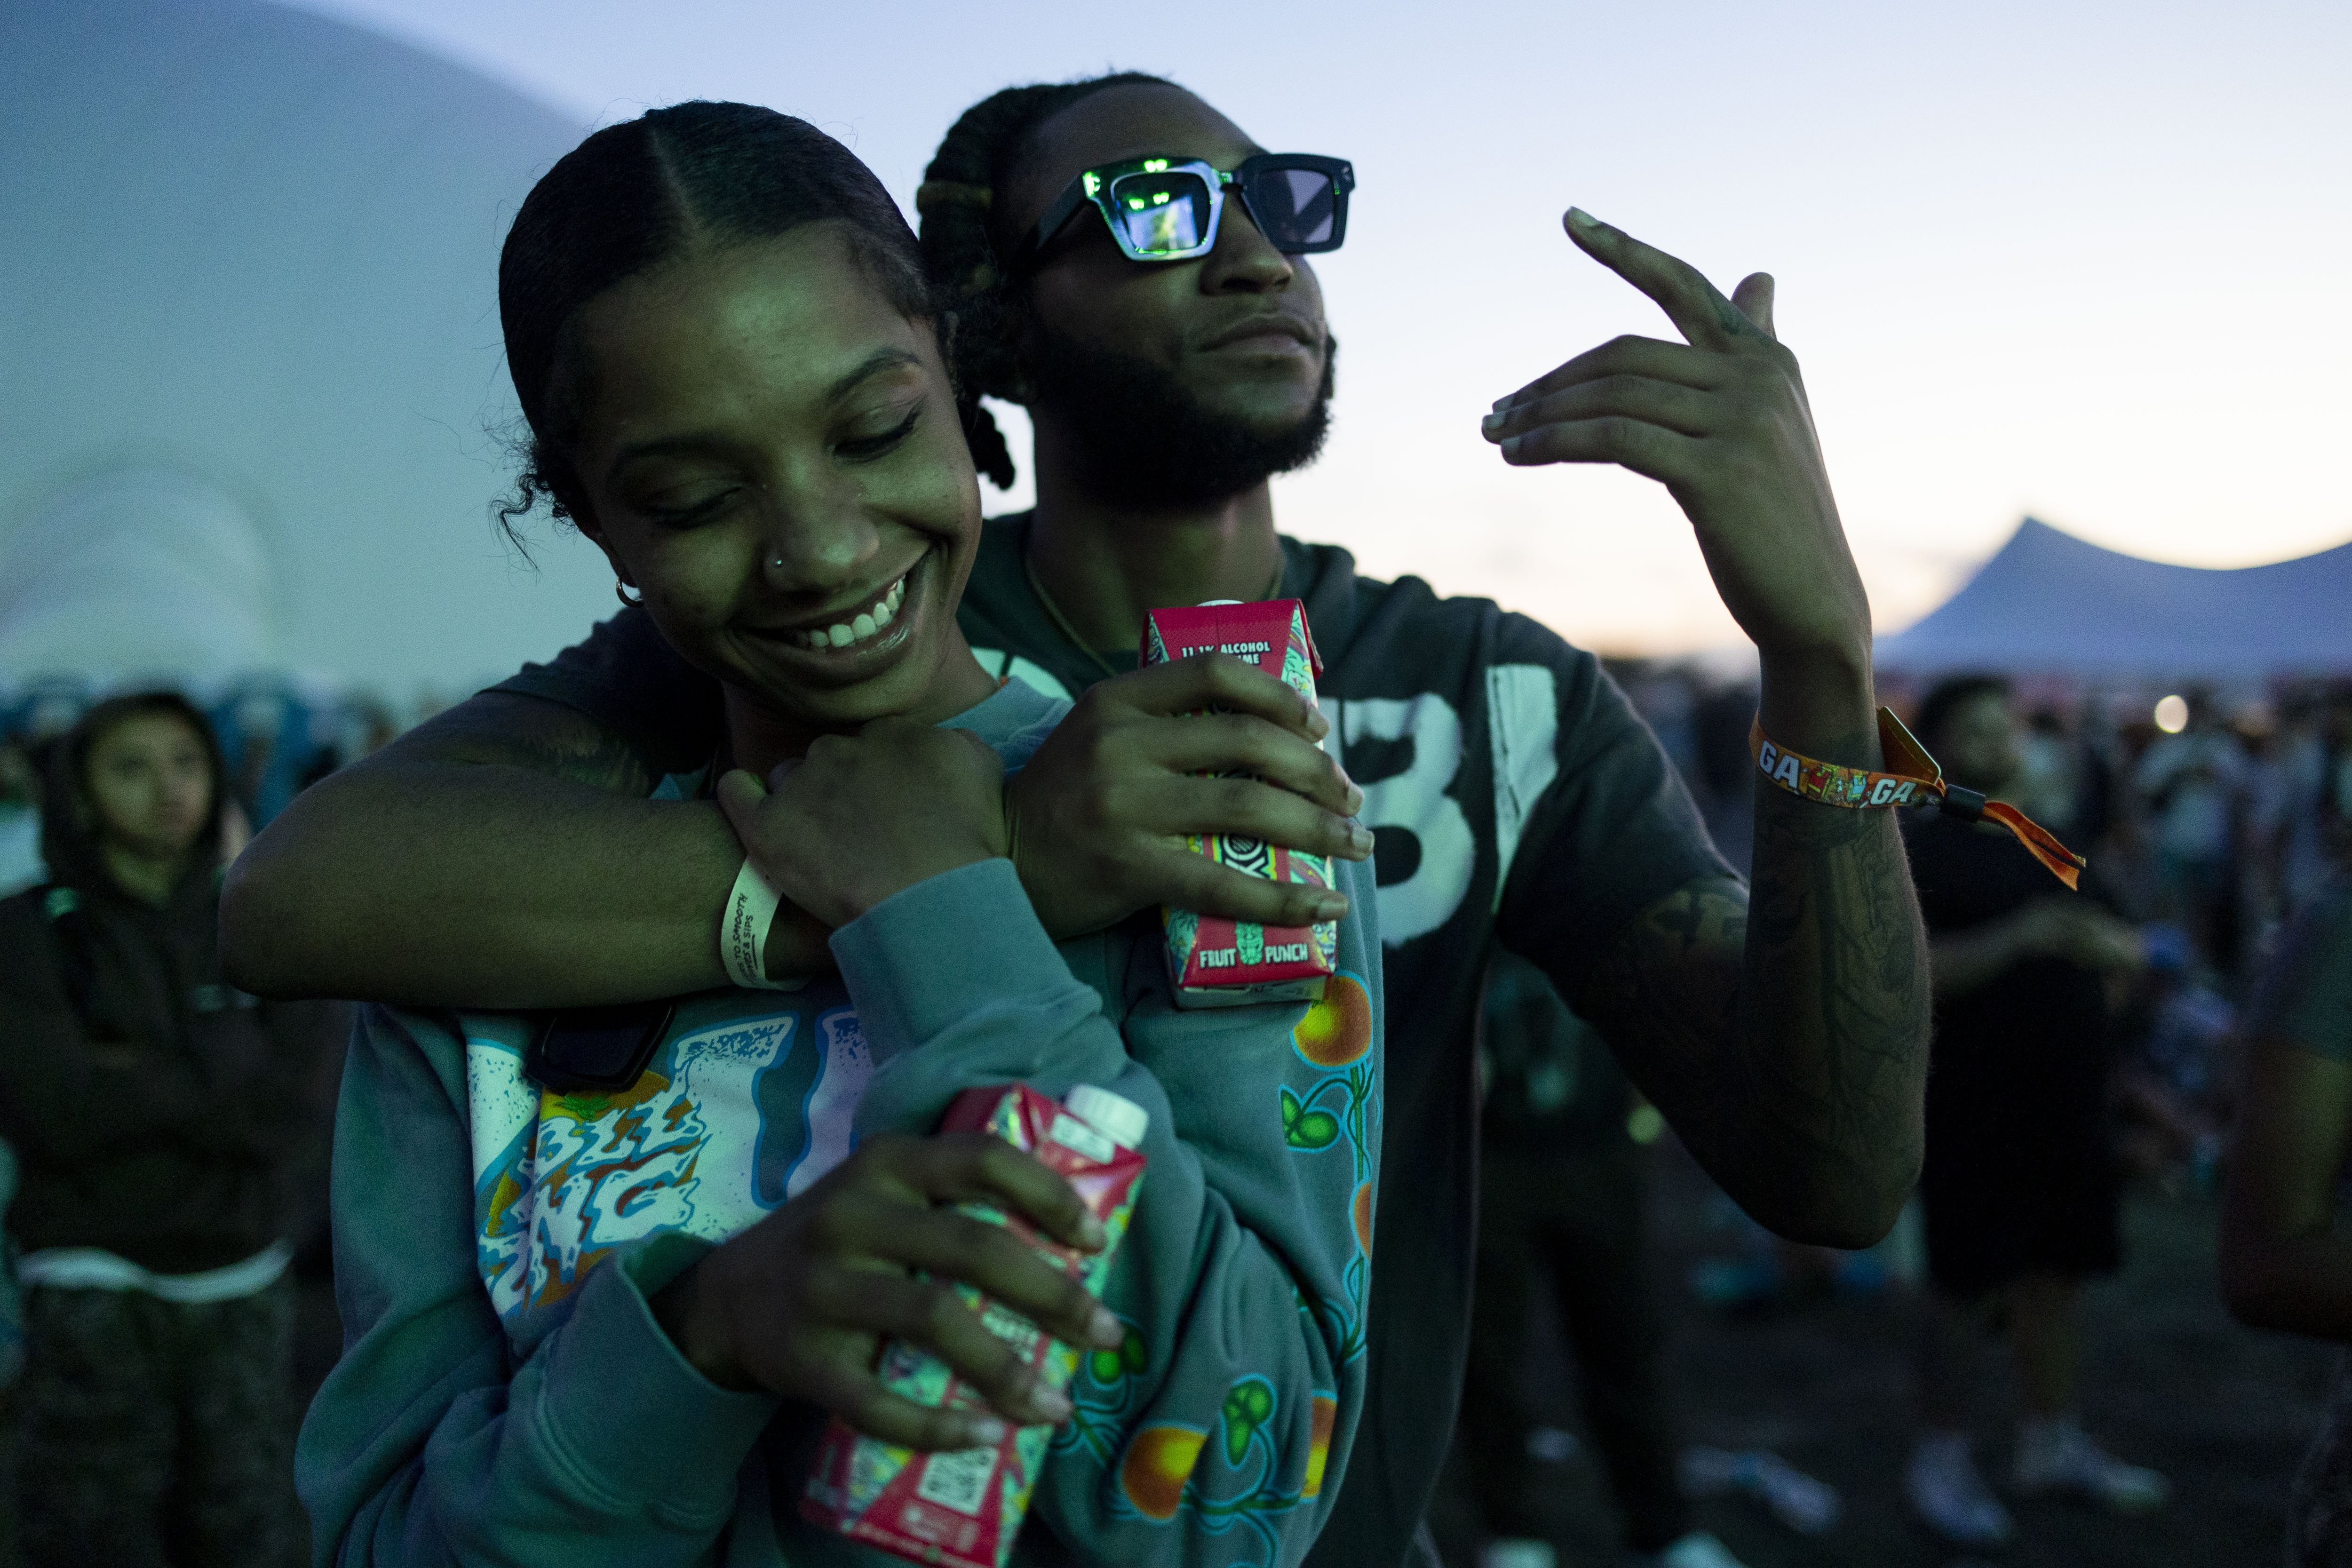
[1090,1306,1125,1346]
[1030,1387,1074,1422]
[1346,785,1366,814]
[1078,1212,1108,1250]
[1349,822,1375,854]
[1308,706,1331,739]
[1481,411,1507,434]
[963,1417,1009,1446]
[1566,206,1599,231]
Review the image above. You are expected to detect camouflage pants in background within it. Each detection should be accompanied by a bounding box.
[17,1277,295,1568]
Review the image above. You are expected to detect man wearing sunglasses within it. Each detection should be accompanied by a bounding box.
[901,79,1924,1568]
[227,73,1928,1568]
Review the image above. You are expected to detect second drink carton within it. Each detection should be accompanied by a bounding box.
[800,1082,1148,1568]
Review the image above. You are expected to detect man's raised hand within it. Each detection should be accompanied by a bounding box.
[1480,209,1873,716]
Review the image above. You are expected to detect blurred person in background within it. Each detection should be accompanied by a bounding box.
[0,689,91,902]
[210,683,338,834]
[2083,698,2163,935]
[2269,684,2352,920]
[2018,703,2118,857]
[2220,870,2352,1566]
[1460,953,1743,1568]
[2110,926,2234,1193]
[0,693,343,1568]
[0,739,40,900]
[0,1134,21,1568]
[1686,682,1763,876]
[2136,685,2248,964]
[1899,675,2166,1548]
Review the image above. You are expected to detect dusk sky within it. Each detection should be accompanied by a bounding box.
[289,0,2352,655]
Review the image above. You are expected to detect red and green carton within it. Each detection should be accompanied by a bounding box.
[1139,598,1338,1007]
[801,1083,1148,1568]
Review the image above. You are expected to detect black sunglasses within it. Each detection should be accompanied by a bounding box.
[1012,153,1355,272]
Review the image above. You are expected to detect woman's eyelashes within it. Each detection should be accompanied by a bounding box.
[638,487,738,530]
[833,401,922,463]
[627,401,922,524]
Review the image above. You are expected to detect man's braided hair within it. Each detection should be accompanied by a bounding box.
[914,72,1178,490]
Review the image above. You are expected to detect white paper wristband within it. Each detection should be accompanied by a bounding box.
[720,857,796,990]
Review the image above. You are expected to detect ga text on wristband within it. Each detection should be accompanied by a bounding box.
[1749,707,2086,889]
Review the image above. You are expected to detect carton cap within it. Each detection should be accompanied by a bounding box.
[1063,1084,1150,1150]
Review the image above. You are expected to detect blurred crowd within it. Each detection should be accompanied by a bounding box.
[1448,662,2352,1568]
[1621,665,2352,1198]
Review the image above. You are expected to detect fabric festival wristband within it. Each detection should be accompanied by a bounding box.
[720,857,796,989]
[1749,707,2087,890]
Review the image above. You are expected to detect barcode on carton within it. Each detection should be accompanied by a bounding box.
[915,1444,996,1516]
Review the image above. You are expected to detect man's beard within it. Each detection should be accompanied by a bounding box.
[1024,320,1336,509]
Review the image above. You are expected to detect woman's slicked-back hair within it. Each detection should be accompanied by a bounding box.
[915,72,1180,490]
[498,101,934,530]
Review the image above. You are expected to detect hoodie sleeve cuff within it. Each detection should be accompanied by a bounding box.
[531,1233,778,1513]
[829,858,1082,1067]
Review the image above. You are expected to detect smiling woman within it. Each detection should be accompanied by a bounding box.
[558,229,994,758]
[495,104,997,765]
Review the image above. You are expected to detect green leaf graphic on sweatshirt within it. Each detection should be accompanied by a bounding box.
[1088,1326,1149,1387]
[1281,1086,1340,1150]
[1221,1377,1275,1465]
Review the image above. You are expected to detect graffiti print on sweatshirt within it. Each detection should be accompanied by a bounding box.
[463,1002,872,1324]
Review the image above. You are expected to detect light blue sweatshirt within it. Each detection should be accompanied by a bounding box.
[297,681,1385,1567]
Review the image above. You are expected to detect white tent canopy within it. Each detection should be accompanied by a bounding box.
[0,469,276,679]
[0,0,614,692]
[1875,517,2352,678]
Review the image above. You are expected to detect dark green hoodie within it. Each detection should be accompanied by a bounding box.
[0,696,343,1274]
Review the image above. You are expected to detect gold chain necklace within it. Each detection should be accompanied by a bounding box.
[1022,535,1287,684]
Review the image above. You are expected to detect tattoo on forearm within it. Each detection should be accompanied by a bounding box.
[1573,784,1929,1242]
[1573,878,1746,1137]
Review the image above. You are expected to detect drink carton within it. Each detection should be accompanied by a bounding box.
[1140,598,1337,1007]
[802,1083,1149,1568]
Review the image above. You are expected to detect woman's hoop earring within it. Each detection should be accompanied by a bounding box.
[615,578,645,608]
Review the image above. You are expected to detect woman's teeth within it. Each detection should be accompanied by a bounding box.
[795,575,906,652]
